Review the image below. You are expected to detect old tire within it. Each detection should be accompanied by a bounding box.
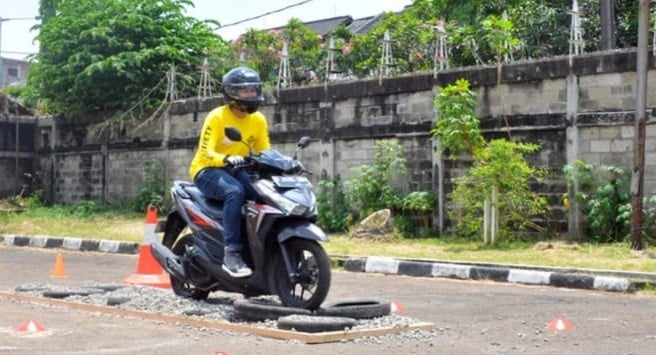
[233,298,312,322]
[316,298,391,319]
[277,315,357,333]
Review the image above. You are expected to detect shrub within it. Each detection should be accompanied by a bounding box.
[317,176,352,233]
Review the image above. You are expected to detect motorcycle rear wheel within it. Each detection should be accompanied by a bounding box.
[170,234,210,300]
[269,238,331,310]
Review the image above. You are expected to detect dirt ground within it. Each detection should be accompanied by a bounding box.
[2,246,656,354]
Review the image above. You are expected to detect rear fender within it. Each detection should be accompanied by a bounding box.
[162,211,187,248]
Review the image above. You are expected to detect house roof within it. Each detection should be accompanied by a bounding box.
[267,15,353,37]
[0,93,33,116]
[347,15,383,34]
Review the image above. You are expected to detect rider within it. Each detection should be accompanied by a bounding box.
[188,66,271,278]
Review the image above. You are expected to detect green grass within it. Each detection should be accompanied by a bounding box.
[2,206,656,273]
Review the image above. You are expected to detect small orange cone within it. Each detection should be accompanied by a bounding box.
[51,252,67,278]
[546,317,575,330]
[15,320,47,333]
[123,205,171,288]
[390,300,406,313]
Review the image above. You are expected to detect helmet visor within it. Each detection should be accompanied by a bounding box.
[224,82,263,102]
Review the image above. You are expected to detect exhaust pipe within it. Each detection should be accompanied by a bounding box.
[189,246,227,279]
[151,242,187,280]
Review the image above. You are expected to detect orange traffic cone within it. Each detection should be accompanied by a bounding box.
[15,319,47,333]
[391,300,406,313]
[51,252,67,278]
[123,205,171,288]
[546,317,575,330]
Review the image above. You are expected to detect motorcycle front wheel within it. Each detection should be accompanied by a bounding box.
[269,238,331,310]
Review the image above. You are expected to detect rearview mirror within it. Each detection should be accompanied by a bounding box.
[224,127,242,142]
[297,136,311,149]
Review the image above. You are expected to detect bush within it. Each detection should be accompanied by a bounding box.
[450,139,549,242]
[128,158,168,213]
[317,176,352,233]
[394,191,437,238]
[345,140,406,219]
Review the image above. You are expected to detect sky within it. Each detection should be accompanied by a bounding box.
[0,0,412,61]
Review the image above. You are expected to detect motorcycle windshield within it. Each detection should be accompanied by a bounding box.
[257,149,301,173]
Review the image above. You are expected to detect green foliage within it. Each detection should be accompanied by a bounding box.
[431,78,484,157]
[562,159,595,206]
[345,140,406,218]
[233,19,324,87]
[29,0,231,117]
[67,200,111,217]
[481,14,520,64]
[507,0,571,59]
[129,158,168,213]
[283,19,323,82]
[587,166,631,243]
[344,0,440,77]
[316,176,352,233]
[233,29,283,87]
[563,162,632,243]
[400,191,437,213]
[395,191,437,238]
[450,139,549,241]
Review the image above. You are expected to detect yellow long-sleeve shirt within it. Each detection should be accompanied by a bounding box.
[189,105,271,180]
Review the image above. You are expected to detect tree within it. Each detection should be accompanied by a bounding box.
[346,0,440,77]
[431,78,485,157]
[28,0,231,117]
[283,19,323,82]
[232,28,282,87]
[232,19,323,87]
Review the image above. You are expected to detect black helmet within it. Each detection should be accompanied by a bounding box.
[222,67,264,114]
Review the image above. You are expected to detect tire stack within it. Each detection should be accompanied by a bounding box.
[233,298,392,333]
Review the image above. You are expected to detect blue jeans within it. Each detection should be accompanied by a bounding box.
[193,168,255,252]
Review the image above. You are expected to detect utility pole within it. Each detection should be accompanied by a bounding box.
[630,0,650,250]
[600,0,616,50]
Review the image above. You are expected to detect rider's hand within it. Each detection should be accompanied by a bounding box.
[224,155,245,166]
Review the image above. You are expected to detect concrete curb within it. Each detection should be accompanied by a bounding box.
[2,234,653,293]
[340,256,653,293]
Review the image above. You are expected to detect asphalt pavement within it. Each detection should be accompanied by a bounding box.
[3,233,656,294]
[4,235,656,354]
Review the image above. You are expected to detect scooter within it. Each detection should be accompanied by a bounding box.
[151,127,331,310]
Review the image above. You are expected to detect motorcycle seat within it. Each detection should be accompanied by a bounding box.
[181,184,224,221]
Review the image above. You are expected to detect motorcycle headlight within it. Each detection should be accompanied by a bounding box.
[256,180,308,215]
[269,193,308,215]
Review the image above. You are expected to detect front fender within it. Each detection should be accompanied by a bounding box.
[277,221,328,243]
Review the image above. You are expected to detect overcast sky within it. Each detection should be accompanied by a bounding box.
[0,0,411,60]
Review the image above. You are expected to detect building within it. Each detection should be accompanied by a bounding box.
[1,57,29,87]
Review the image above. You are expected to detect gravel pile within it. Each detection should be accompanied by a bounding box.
[14,282,438,346]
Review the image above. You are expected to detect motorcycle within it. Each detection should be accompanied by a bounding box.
[151,127,331,310]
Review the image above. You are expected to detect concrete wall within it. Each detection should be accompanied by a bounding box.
[32,49,656,236]
[0,116,36,198]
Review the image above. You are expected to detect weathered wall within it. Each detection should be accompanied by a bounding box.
[33,49,656,236]
[0,116,36,199]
